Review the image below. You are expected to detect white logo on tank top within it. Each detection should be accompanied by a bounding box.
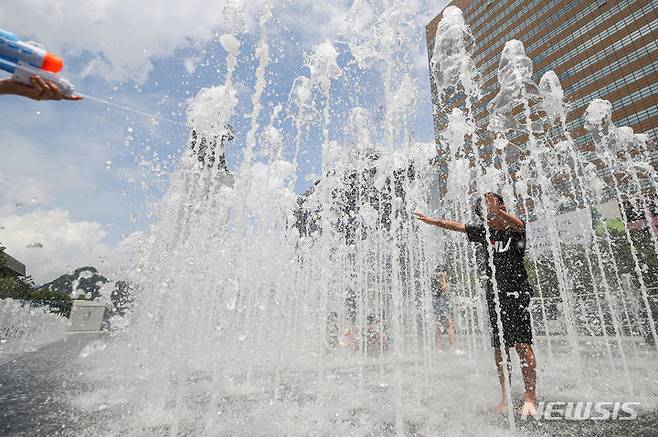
[491,238,512,253]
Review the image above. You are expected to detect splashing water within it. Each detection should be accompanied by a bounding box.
[51,3,658,437]
[430,6,480,106]
[0,299,68,361]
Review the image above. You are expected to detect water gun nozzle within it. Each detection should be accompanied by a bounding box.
[41,52,64,73]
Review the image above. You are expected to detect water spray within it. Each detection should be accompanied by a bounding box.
[76,92,186,126]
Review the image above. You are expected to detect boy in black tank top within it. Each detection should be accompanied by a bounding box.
[416,193,538,417]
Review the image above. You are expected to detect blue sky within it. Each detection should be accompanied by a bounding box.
[0,0,446,282]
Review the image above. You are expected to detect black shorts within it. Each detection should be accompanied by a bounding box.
[487,291,532,348]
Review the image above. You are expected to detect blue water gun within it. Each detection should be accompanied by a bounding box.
[0,28,74,96]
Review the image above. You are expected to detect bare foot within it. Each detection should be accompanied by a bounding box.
[518,397,538,417]
[495,399,508,415]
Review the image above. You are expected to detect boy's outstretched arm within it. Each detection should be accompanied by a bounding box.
[415,212,466,233]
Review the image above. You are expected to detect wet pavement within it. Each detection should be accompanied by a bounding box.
[1,334,658,436]
[0,333,101,436]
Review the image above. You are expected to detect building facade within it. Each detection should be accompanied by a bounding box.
[427,0,658,143]
[1,251,25,277]
[426,0,657,215]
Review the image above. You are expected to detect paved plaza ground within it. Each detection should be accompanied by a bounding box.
[1,334,658,436]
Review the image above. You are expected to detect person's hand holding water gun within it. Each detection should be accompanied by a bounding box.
[0,76,81,101]
[0,28,81,101]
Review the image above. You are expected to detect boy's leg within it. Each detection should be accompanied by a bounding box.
[434,324,442,351]
[489,299,511,413]
[494,347,512,414]
[447,318,456,349]
[515,343,538,415]
[434,302,447,351]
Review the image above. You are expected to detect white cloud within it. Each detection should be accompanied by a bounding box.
[0,0,447,106]
[0,126,143,283]
[279,1,350,40]
[0,128,68,209]
[0,0,264,84]
[0,172,53,214]
[0,126,116,211]
[0,208,110,284]
[0,0,357,84]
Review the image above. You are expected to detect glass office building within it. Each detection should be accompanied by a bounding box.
[426,0,658,205]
